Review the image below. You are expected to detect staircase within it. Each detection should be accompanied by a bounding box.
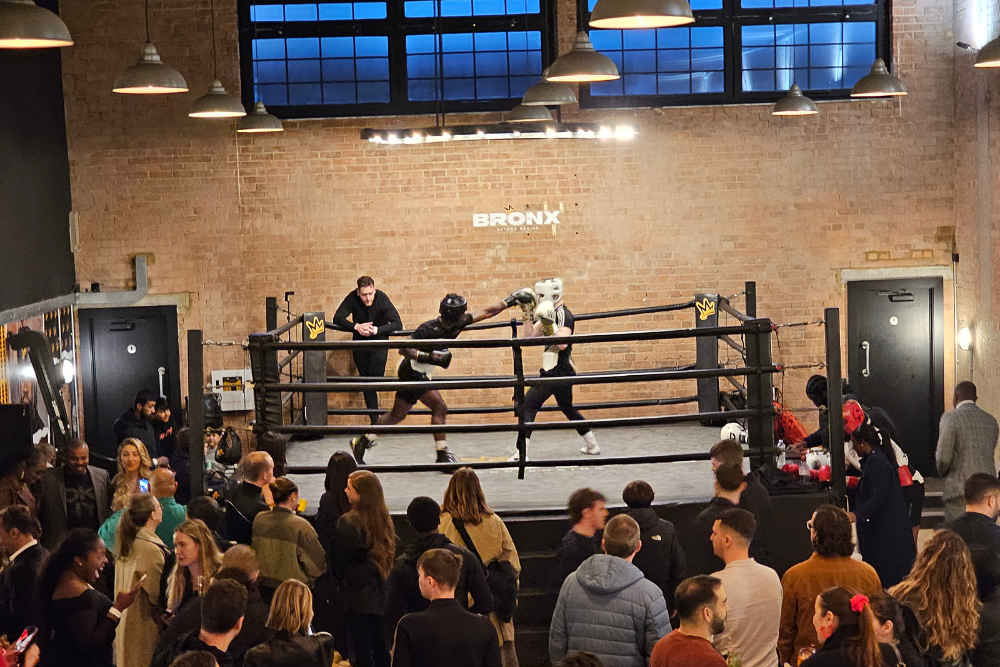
[920,477,945,529]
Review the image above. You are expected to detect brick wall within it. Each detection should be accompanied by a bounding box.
[61,0,961,433]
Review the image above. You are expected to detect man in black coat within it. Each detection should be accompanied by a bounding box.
[223,451,274,545]
[0,505,46,641]
[948,473,1000,554]
[35,439,111,550]
[391,548,500,667]
[553,488,607,587]
[113,388,160,461]
[710,439,770,564]
[332,276,403,428]
[622,481,685,614]
[384,497,493,637]
[683,463,759,576]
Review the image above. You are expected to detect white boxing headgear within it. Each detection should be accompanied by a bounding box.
[534,278,564,305]
[720,422,748,445]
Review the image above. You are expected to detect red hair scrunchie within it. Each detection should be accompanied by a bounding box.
[850,594,869,613]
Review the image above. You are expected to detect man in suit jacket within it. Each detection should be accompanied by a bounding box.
[392,548,500,667]
[937,382,1000,523]
[0,505,46,640]
[36,440,110,550]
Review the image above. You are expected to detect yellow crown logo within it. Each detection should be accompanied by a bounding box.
[696,298,717,321]
[305,316,326,340]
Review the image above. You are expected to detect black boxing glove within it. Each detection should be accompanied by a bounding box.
[417,350,452,369]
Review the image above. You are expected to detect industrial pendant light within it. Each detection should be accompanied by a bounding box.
[0,0,72,48]
[850,58,907,97]
[237,101,283,132]
[189,0,245,117]
[974,36,1000,67]
[589,0,693,29]
[508,104,553,123]
[521,68,578,106]
[772,84,818,116]
[547,32,620,82]
[113,0,187,94]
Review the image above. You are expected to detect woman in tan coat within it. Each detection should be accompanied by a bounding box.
[113,493,168,667]
[439,467,521,667]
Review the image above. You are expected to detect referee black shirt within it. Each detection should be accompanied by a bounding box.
[332,289,403,340]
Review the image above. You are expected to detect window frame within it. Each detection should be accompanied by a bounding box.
[576,0,890,109]
[237,0,557,118]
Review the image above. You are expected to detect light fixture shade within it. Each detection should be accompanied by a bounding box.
[0,0,72,48]
[238,101,284,132]
[521,68,578,106]
[508,104,553,123]
[974,36,1000,67]
[589,0,693,29]
[850,58,907,97]
[113,43,188,94]
[547,31,620,82]
[772,84,818,116]
[189,79,246,117]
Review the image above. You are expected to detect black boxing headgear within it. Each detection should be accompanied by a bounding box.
[439,293,468,323]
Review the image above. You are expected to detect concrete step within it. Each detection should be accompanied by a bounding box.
[921,508,945,529]
[518,551,559,590]
[514,628,552,667]
[514,587,558,628]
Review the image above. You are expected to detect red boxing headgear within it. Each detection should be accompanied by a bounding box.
[843,400,866,436]
[850,594,869,613]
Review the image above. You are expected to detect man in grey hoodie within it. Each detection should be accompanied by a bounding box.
[549,514,672,667]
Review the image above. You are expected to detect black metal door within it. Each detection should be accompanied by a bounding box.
[847,278,945,475]
[78,306,181,460]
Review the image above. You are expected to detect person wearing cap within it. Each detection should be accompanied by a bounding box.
[843,400,915,588]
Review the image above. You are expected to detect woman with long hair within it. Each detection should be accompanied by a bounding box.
[869,592,926,667]
[110,438,153,512]
[803,587,888,667]
[165,519,222,615]
[331,470,396,667]
[243,579,338,667]
[439,467,521,667]
[890,529,980,666]
[844,401,916,588]
[112,493,167,667]
[36,529,144,667]
[311,452,357,642]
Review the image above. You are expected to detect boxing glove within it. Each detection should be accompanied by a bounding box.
[535,303,558,336]
[503,288,538,319]
[417,349,452,369]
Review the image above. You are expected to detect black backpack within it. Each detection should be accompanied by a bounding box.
[452,519,518,623]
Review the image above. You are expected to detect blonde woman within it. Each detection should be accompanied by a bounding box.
[165,518,222,614]
[113,493,167,667]
[890,529,981,665]
[243,579,338,667]
[110,438,152,512]
[439,467,521,667]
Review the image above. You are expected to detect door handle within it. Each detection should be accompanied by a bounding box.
[861,341,870,378]
[158,367,166,398]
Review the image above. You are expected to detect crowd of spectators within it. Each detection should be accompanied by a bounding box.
[0,380,999,667]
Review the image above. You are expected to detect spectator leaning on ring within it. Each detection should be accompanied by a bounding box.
[709,508,782,667]
[390,548,501,667]
[621,481,685,616]
[549,514,670,667]
[937,381,1000,523]
[649,575,728,667]
[778,504,882,664]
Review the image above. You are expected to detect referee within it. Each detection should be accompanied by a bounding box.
[332,276,403,428]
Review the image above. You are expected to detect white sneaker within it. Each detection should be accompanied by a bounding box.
[581,442,601,455]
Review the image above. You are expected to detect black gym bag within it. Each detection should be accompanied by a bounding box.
[452,518,519,623]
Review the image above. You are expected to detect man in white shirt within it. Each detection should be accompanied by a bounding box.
[710,508,783,667]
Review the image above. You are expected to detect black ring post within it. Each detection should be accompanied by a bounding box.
[694,293,721,419]
[510,318,528,479]
[187,330,205,497]
[745,282,756,318]
[745,319,775,469]
[266,297,278,333]
[825,308,846,507]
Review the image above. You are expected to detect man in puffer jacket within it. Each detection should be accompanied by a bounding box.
[549,514,672,667]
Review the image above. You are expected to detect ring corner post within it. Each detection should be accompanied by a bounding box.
[301,311,327,428]
[248,333,281,433]
[745,281,757,318]
[746,318,775,470]
[825,308,846,507]
[187,330,205,497]
[511,339,527,479]
[694,293,721,420]
[266,297,279,333]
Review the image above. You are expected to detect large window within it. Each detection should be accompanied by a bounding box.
[238,0,553,118]
[579,0,888,108]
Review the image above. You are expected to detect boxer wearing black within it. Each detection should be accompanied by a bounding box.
[351,290,534,464]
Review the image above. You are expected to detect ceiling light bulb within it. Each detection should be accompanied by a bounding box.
[772,83,819,116]
[0,0,73,48]
[589,0,694,29]
[189,79,246,118]
[850,58,907,97]
[547,31,620,82]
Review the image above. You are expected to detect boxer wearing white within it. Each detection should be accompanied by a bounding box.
[351,290,533,464]
[513,278,600,460]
